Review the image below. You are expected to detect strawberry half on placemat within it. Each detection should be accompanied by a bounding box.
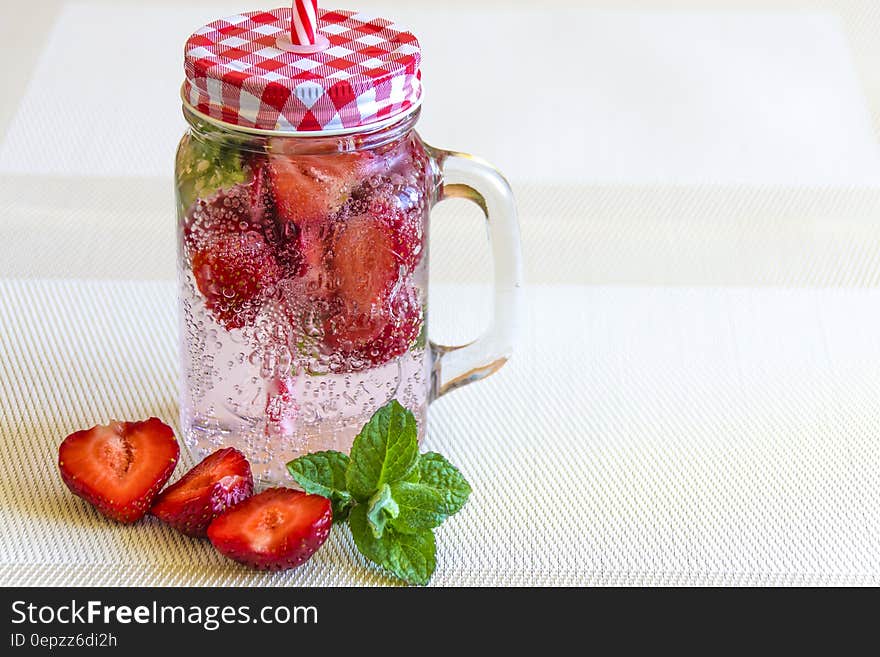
[208,488,332,571]
[152,447,254,537]
[58,418,179,523]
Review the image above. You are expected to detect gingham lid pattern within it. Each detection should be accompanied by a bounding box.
[184,7,422,132]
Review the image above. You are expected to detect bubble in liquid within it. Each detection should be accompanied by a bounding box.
[259,351,277,378]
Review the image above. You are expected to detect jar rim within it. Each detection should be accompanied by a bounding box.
[180,85,422,139]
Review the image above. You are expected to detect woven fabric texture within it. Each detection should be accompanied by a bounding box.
[1,281,879,586]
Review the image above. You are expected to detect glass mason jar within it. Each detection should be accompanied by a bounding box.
[176,9,522,485]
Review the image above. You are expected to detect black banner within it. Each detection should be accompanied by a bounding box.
[0,586,873,651]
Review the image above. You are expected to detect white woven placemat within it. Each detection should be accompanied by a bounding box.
[1,280,878,586]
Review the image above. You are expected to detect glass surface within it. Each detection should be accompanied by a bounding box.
[176,108,522,485]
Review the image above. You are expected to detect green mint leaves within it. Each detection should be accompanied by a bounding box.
[286,451,353,522]
[366,484,399,538]
[349,506,436,586]
[286,400,471,585]
[417,452,472,517]
[346,400,420,501]
[175,130,249,213]
[387,482,448,534]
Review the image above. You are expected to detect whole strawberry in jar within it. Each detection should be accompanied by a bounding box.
[176,3,522,484]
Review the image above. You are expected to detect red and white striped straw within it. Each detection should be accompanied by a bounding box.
[290,0,319,46]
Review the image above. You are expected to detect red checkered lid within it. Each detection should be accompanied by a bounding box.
[184,7,422,133]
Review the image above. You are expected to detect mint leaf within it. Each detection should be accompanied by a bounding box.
[175,131,249,212]
[286,451,353,522]
[366,483,399,538]
[418,452,471,516]
[402,467,421,483]
[286,451,349,494]
[388,482,448,534]
[346,400,419,501]
[349,505,436,585]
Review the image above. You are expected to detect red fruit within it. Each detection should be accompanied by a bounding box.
[208,488,332,571]
[330,281,423,367]
[183,178,299,276]
[183,184,253,255]
[364,281,423,363]
[323,213,400,352]
[58,418,179,524]
[367,184,425,271]
[323,303,387,353]
[250,161,299,273]
[268,150,378,291]
[151,448,253,537]
[268,151,374,227]
[192,231,284,329]
[331,214,399,313]
[293,216,336,294]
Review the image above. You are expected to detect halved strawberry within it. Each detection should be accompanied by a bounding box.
[184,178,299,277]
[331,213,399,313]
[294,216,336,293]
[268,149,379,296]
[208,488,332,571]
[151,448,253,537]
[183,184,253,256]
[267,150,375,227]
[58,418,179,524]
[366,183,426,272]
[328,280,423,368]
[249,161,299,272]
[322,213,400,353]
[362,281,424,364]
[192,231,284,330]
[323,303,388,354]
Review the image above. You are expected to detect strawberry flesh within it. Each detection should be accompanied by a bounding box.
[264,377,298,437]
[184,176,297,330]
[58,418,179,524]
[293,216,336,294]
[268,150,377,291]
[249,160,299,273]
[366,183,425,272]
[151,447,253,537]
[322,213,401,353]
[327,279,423,367]
[331,213,399,314]
[192,231,284,330]
[208,488,332,571]
[268,151,374,227]
[184,184,254,255]
[361,280,423,364]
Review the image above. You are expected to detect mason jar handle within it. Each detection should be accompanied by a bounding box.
[428,149,524,399]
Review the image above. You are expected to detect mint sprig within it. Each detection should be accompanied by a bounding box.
[286,451,353,522]
[349,505,436,586]
[286,400,470,585]
[346,400,419,501]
